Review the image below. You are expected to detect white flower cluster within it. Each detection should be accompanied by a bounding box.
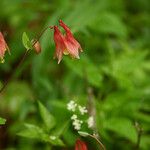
[67,100,94,131]
[67,100,77,112]
[67,100,88,115]
[78,106,88,115]
[71,114,83,130]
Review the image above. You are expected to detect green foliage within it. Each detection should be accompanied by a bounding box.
[90,12,128,38]
[0,0,150,149]
[0,117,6,125]
[18,123,48,141]
[104,118,137,143]
[22,32,32,50]
[18,101,64,147]
[38,101,56,131]
[18,124,64,146]
[64,56,103,88]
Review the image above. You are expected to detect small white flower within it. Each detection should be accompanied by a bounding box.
[78,105,88,115]
[49,136,56,140]
[87,116,94,128]
[72,119,83,130]
[67,100,77,112]
[71,114,77,120]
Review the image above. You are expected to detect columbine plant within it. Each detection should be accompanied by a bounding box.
[0,20,82,65]
[0,20,83,93]
[22,20,83,64]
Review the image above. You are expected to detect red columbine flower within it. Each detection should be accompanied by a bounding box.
[75,139,88,150]
[50,20,82,64]
[59,20,82,59]
[51,26,67,64]
[0,32,10,63]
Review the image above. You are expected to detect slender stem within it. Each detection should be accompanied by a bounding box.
[84,72,106,150]
[135,122,143,150]
[0,26,50,94]
[0,50,29,94]
[32,26,49,45]
[89,134,106,150]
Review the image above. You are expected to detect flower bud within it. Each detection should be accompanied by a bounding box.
[32,40,41,54]
[75,139,88,150]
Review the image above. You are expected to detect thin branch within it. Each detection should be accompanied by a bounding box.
[89,134,106,150]
[0,50,29,94]
[32,26,49,45]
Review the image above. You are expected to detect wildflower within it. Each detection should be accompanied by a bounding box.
[70,114,83,130]
[78,106,88,115]
[0,32,10,63]
[75,139,88,150]
[71,114,78,120]
[50,20,82,64]
[72,119,83,130]
[59,20,82,59]
[50,26,66,63]
[67,100,77,112]
[32,40,41,54]
[87,116,94,128]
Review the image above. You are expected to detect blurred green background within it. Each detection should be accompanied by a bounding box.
[0,0,150,149]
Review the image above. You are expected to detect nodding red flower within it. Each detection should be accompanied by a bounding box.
[51,26,67,64]
[0,32,10,63]
[59,20,82,59]
[50,20,82,64]
[75,139,88,150]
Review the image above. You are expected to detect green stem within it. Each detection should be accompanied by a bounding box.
[32,26,49,46]
[0,50,29,94]
[89,134,106,150]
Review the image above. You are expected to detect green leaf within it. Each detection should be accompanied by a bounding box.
[140,135,150,150]
[18,124,64,146]
[49,136,65,146]
[90,12,127,38]
[52,120,69,137]
[22,32,32,50]
[65,56,102,88]
[104,118,137,143]
[38,101,56,131]
[78,131,89,137]
[0,117,6,125]
[18,123,46,140]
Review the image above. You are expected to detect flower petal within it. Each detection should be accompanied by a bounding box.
[59,20,82,59]
[52,26,67,64]
[75,139,88,150]
[0,32,9,60]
